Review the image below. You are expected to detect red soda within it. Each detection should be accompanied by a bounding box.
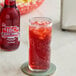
[0,0,20,51]
[29,17,52,71]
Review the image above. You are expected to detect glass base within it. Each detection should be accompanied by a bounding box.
[21,62,56,76]
[28,65,48,72]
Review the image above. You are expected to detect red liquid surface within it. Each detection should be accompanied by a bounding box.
[29,26,52,70]
[0,0,20,51]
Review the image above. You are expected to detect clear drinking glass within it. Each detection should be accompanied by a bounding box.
[28,17,52,71]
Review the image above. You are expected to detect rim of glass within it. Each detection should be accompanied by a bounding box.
[29,17,52,27]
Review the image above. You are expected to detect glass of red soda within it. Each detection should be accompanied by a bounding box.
[29,17,52,71]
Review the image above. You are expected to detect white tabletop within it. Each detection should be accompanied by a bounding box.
[0,0,76,76]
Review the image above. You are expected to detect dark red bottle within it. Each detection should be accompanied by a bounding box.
[0,0,20,51]
[0,6,2,47]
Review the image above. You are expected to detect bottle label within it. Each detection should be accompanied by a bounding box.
[1,26,20,43]
[2,26,19,38]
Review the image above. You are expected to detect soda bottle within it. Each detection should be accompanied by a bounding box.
[0,6,2,47]
[0,0,20,51]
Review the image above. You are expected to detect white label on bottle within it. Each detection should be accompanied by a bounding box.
[1,26,19,38]
[1,26,20,43]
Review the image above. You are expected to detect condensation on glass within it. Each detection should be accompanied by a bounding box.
[28,17,52,71]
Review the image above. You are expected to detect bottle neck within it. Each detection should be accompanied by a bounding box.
[4,0,16,7]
